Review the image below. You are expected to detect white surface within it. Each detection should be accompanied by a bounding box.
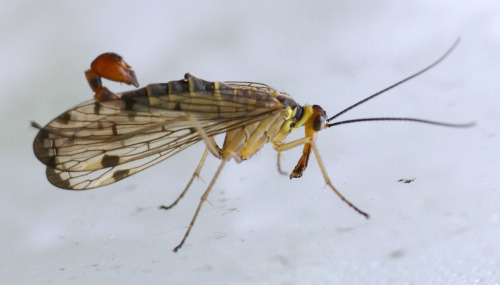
[1,1,499,284]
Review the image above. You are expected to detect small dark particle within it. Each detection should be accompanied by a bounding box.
[398,178,415,184]
[389,249,406,259]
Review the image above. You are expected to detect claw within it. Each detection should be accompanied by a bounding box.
[90,53,139,87]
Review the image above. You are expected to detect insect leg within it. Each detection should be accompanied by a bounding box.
[173,159,227,252]
[276,152,288,176]
[187,115,223,159]
[159,148,209,210]
[274,137,370,219]
[171,114,227,252]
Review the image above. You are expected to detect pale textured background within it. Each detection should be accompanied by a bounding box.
[1,1,499,284]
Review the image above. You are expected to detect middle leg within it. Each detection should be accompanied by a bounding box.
[159,147,209,210]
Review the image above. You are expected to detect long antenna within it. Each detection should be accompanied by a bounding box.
[327,38,461,123]
[327,117,474,128]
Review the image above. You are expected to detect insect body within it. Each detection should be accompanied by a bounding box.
[32,41,470,252]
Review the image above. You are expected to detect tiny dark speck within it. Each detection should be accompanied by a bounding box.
[398,178,415,184]
[389,249,405,259]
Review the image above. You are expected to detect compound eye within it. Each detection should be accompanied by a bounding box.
[312,115,325,131]
[311,105,327,131]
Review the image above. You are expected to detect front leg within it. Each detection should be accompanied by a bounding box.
[276,151,288,176]
[274,136,369,219]
[273,136,312,179]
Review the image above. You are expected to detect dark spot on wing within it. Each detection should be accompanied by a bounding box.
[94,102,101,115]
[46,155,57,168]
[113,169,130,181]
[56,113,71,124]
[123,99,138,120]
[101,155,120,168]
[46,167,72,189]
[36,128,49,139]
[124,99,136,111]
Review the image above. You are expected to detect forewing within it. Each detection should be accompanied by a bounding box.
[224,81,279,94]
[33,88,283,190]
[45,141,196,190]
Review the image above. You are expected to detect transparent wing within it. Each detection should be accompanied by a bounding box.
[224,81,280,93]
[44,140,197,190]
[33,88,284,190]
